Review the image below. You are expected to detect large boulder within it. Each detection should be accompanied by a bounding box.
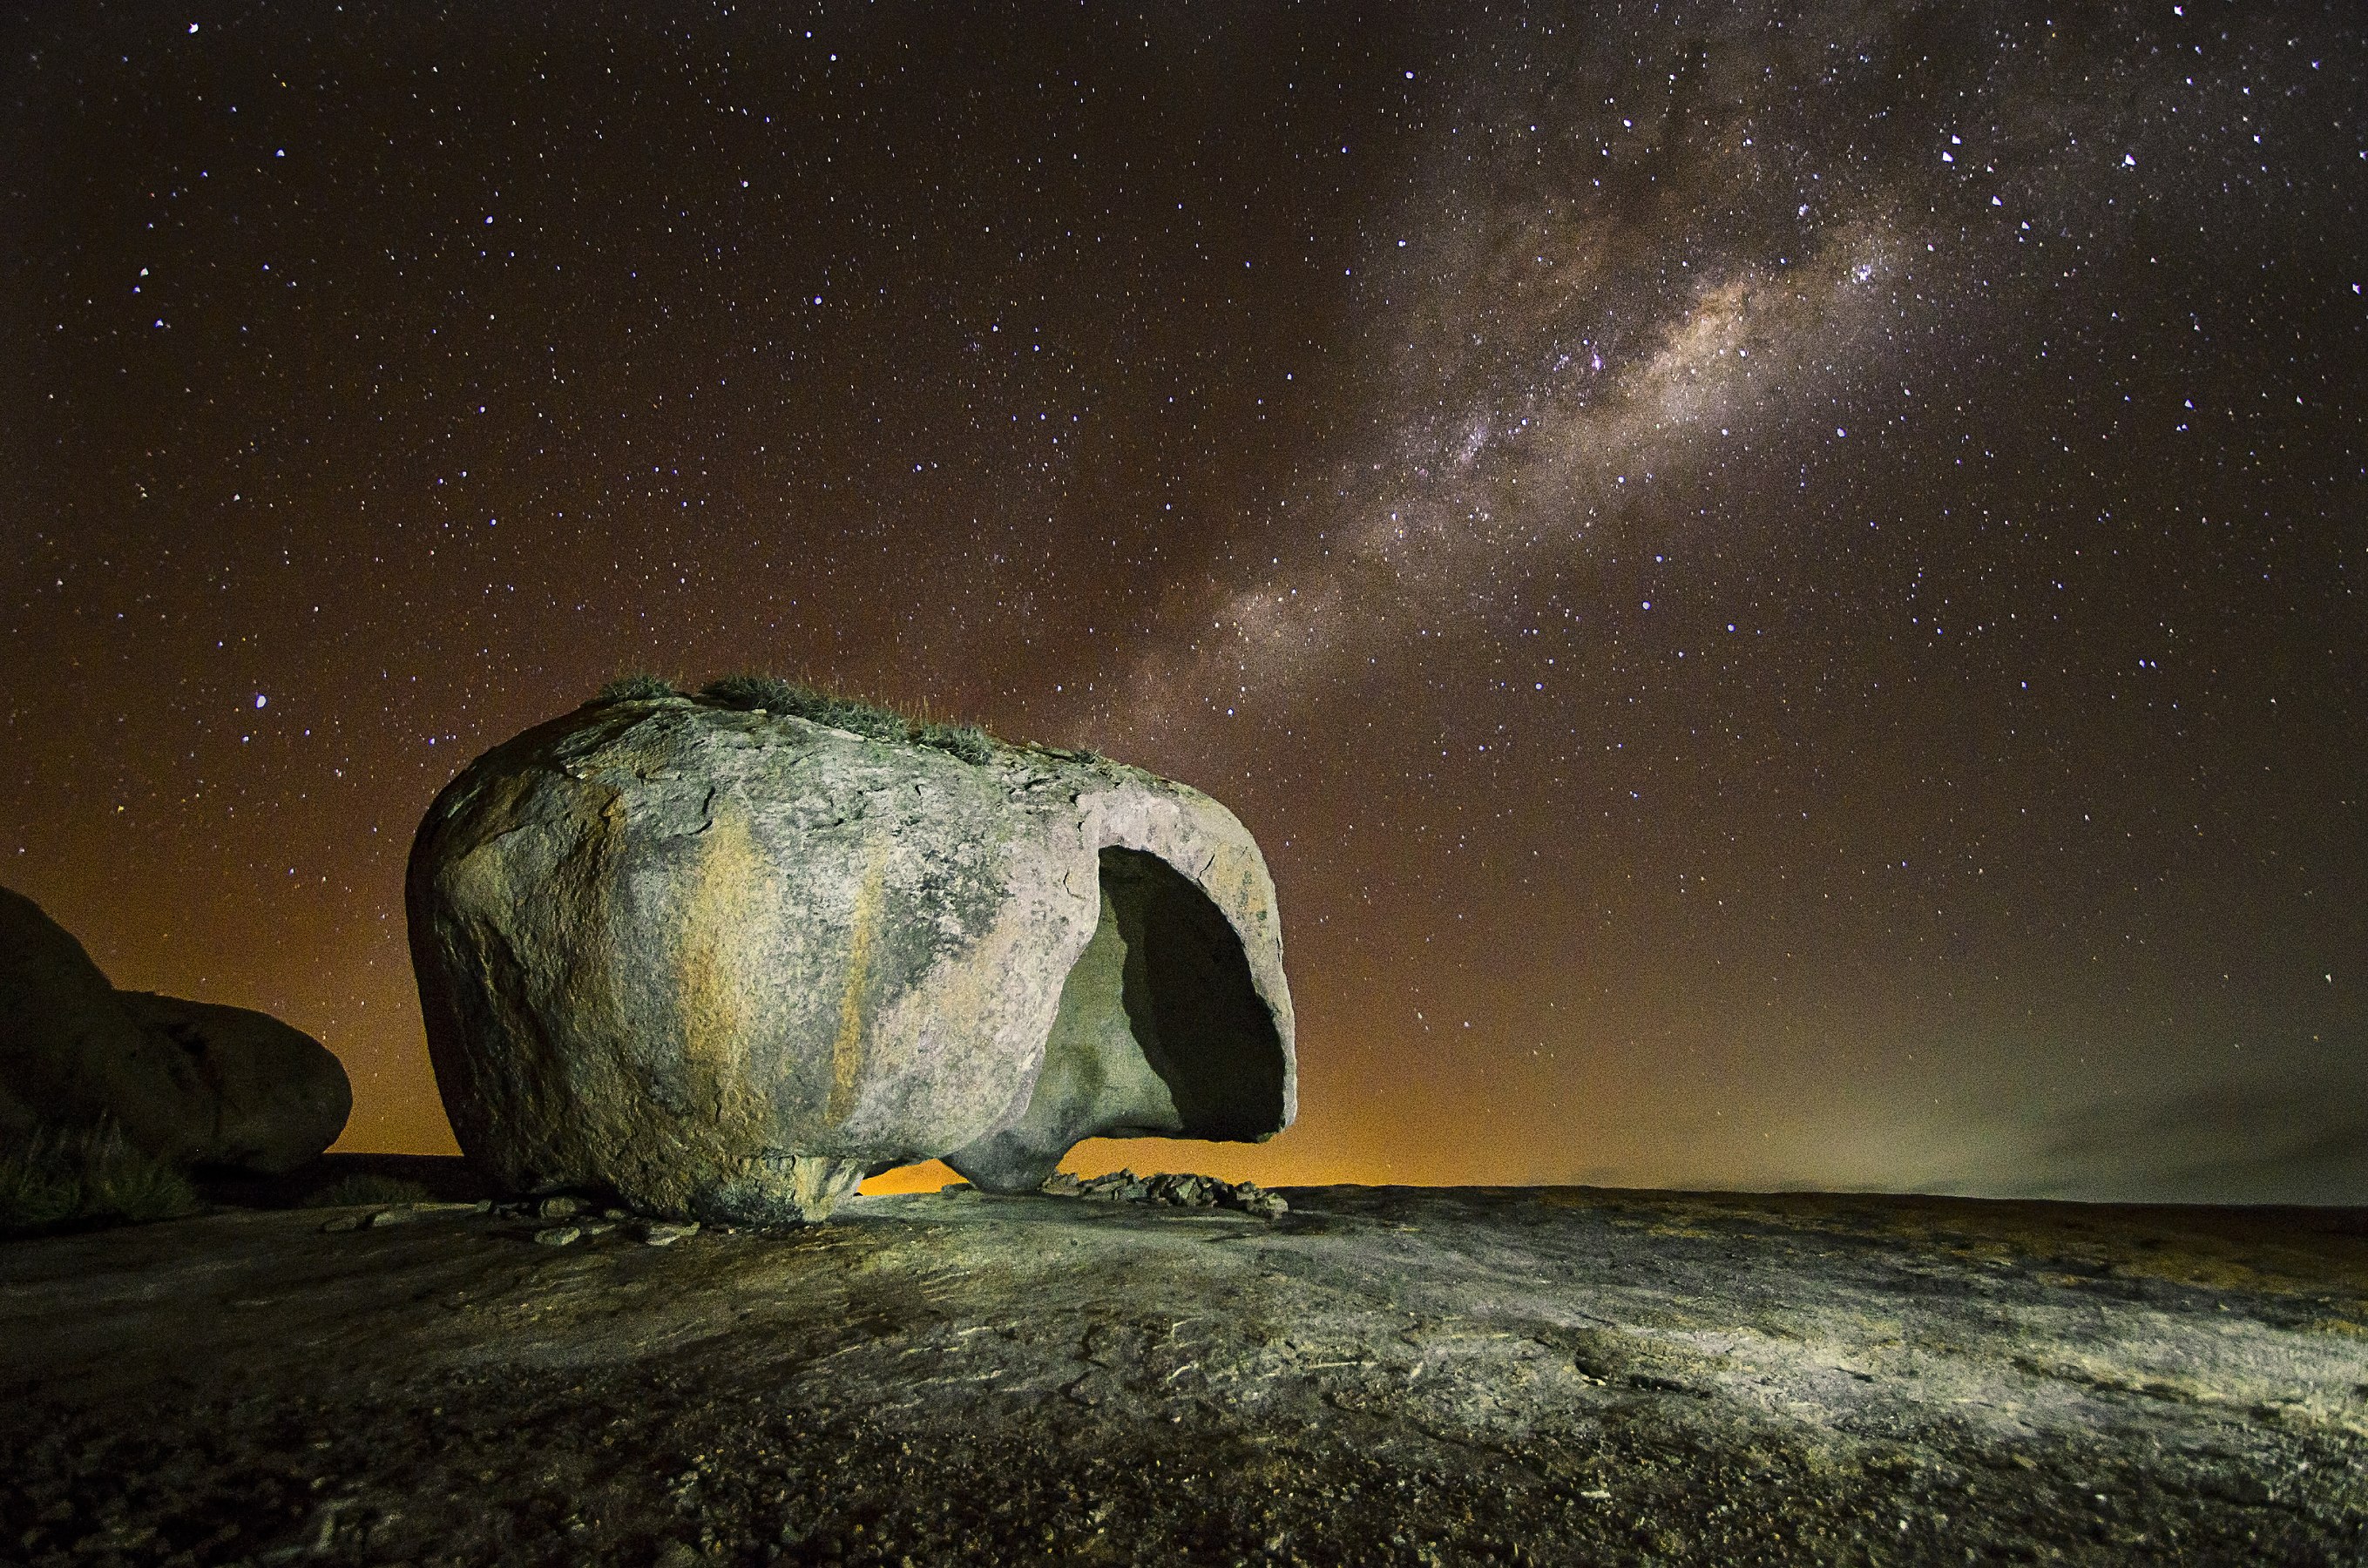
[406,688,1296,1222]
[0,886,352,1173]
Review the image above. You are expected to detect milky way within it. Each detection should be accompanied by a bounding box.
[1130,5,2257,724]
[7,2,2363,1200]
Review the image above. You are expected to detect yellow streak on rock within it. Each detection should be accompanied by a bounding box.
[676,804,763,1128]
[828,841,890,1126]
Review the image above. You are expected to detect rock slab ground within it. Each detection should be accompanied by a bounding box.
[2,1182,2364,1565]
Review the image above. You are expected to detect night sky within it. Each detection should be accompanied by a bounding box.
[8,2,2364,1203]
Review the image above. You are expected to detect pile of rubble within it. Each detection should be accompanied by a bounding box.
[1040,1168,1289,1219]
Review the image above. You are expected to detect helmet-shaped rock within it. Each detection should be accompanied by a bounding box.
[405,687,1294,1220]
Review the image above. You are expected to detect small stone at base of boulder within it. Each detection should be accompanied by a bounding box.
[532,1225,581,1247]
[1059,1168,1287,1218]
[642,1220,700,1247]
[321,1200,491,1233]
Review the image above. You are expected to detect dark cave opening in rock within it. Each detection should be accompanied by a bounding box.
[940,846,1287,1193]
[1095,847,1286,1140]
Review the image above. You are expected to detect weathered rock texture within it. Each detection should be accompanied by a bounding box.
[6,1185,2364,1566]
[0,885,351,1173]
[406,693,1295,1222]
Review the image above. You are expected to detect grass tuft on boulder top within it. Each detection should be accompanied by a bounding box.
[911,720,995,765]
[592,672,680,704]
[694,673,998,763]
[0,1122,200,1236]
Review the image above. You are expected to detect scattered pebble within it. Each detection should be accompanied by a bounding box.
[538,1196,584,1220]
[533,1225,582,1247]
[643,1220,700,1247]
[1052,1169,1288,1219]
[322,1200,493,1233]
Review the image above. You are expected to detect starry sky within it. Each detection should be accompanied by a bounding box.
[7,1,2364,1203]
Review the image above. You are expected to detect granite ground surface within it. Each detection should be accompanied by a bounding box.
[3,1179,2365,1565]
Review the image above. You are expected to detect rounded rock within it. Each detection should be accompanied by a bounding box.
[407,695,1295,1222]
[1,885,350,1173]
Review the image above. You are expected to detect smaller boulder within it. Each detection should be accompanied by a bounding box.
[0,886,208,1159]
[116,993,353,1175]
[0,885,351,1174]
